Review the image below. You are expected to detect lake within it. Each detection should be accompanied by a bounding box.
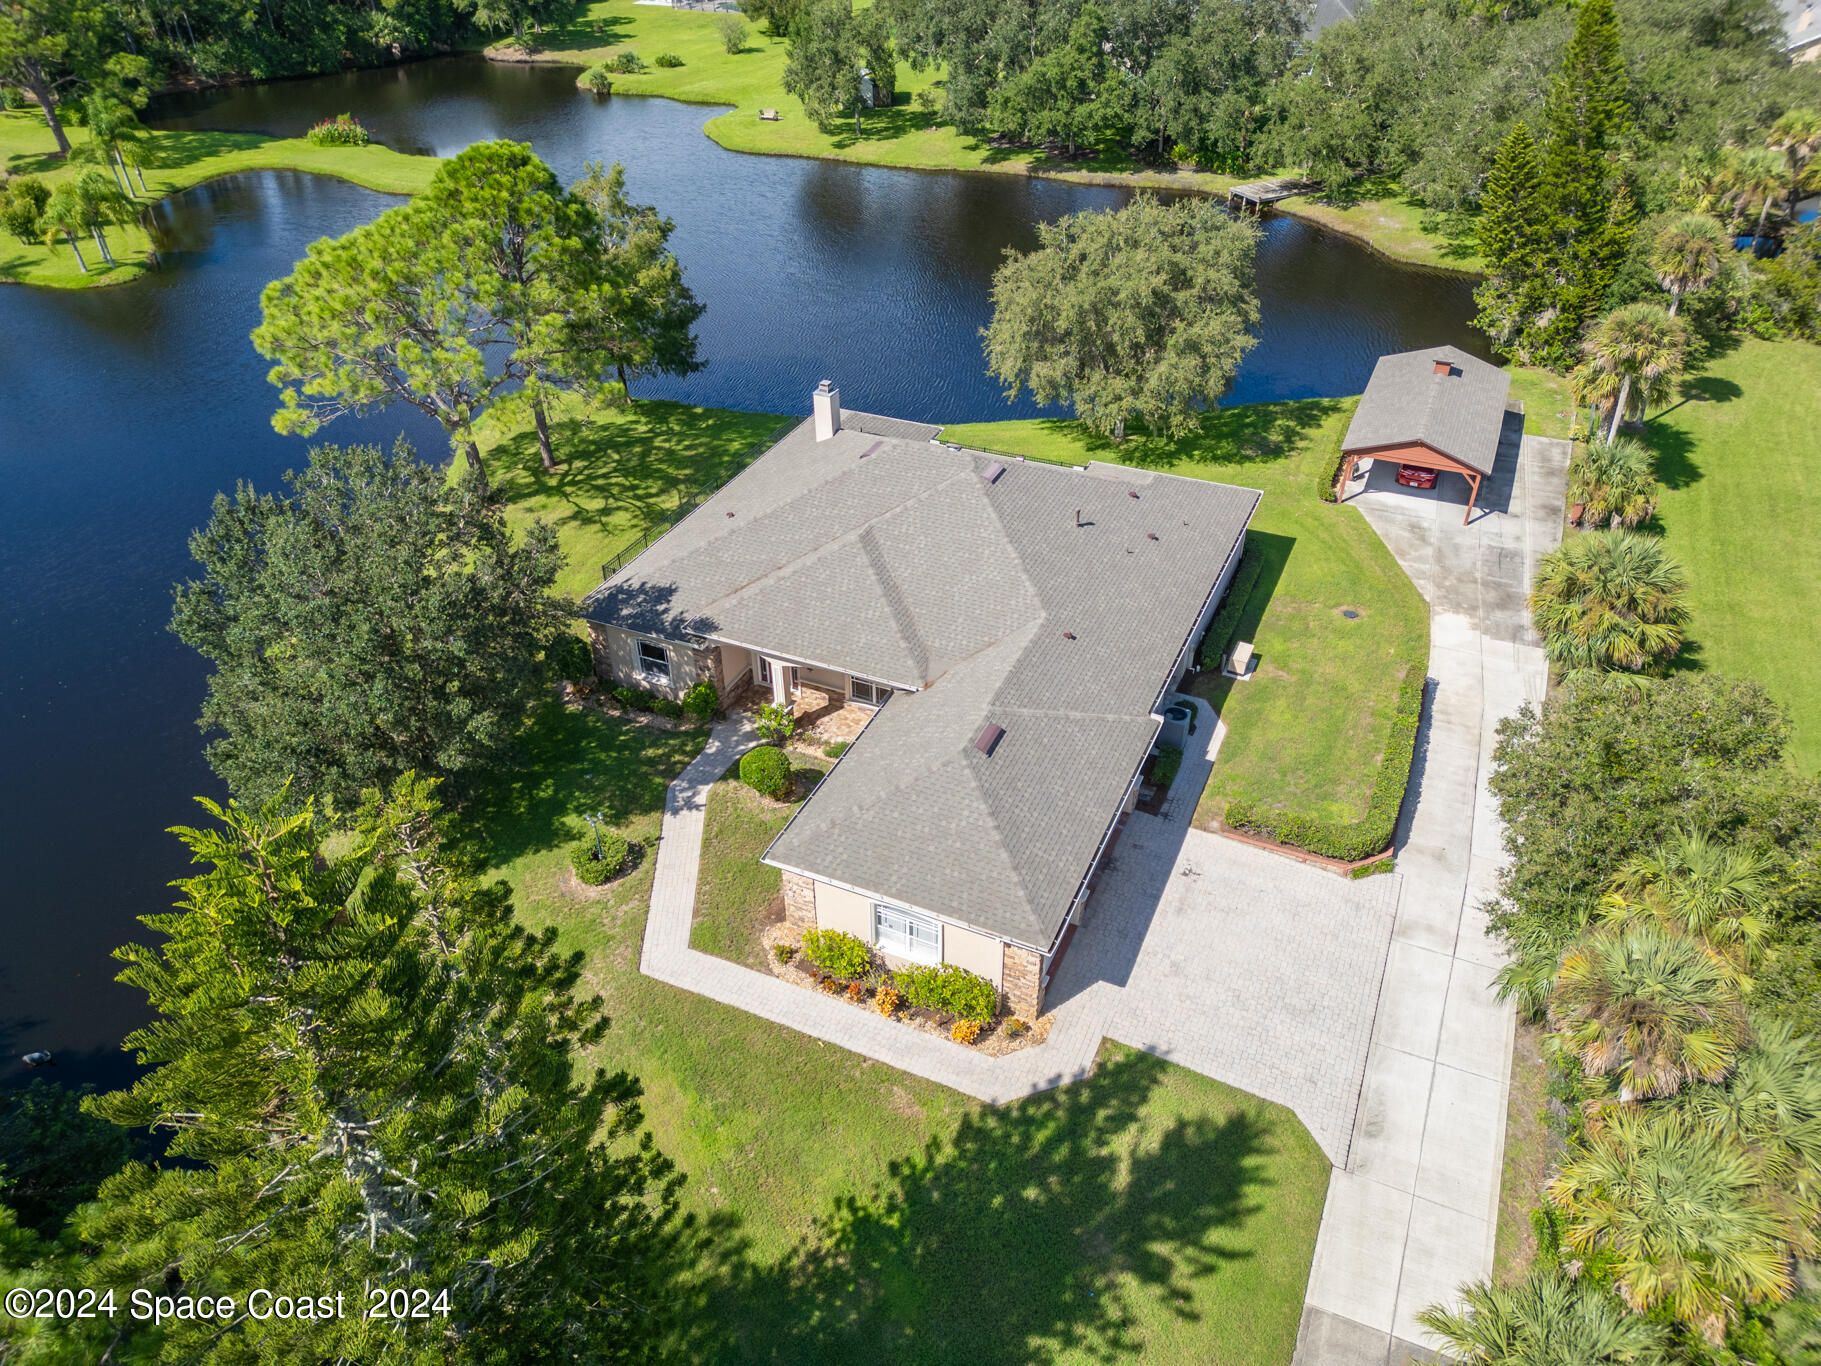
[0,54,1486,1090]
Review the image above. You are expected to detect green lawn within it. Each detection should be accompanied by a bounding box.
[689,757,828,970]
[1645,338,1821,771]
[944,404,1433,828]
[474,395,790,601]
[0,109,439,288]
[466,698,1330,1363]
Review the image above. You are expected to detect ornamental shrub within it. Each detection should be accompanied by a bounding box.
[801,927,872,979]
[570,832,630,884]
[896,962,998,1023]
[580,63,613,94]
[755,702,795,744]
[546,633,595,682]
[682,679,719,720]
[1315,428,1350,503]
[773,942,797,964]
[951,1019,982,1045]
[1150,744,1183,789]
[740,745,793,799]
[715,13,748,53]
[305,113,370,147]
[608,50,645,73]
[1,176,49,244]
[654,52,683,66]
[822,740,850,759]
[610,684,642,709]
[1197,539,1265,672]
[844,981,865,1001]
[1226,672,1424,862]
[1003,1017,1028,1037]
[651,696,684,718]
[874,986,901,1016]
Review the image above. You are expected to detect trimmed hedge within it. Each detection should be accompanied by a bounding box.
[895,962,998,1024]
[1151,744,1184,790]
[1197,541,1266,672]
[571,833,630,884]
[1225,672,1425,862]
[1315,436,1349,504]
[740,745,793,799]
[651,697,684,719]
[801,927,872,978]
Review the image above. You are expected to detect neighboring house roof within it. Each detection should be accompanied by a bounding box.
[1783,0,1820,51]
[1340,345,1512,476]
[1307,0,1360,34]
[583,415,1258,949]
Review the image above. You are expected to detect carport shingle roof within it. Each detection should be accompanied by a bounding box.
[1342,345,1511,476]
[581,415,1258,948]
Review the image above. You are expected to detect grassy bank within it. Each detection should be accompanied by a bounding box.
[496,0,1469,269]
[1646,338,1821,771]
[944,404,1432,829]
[467,699,1330,1362]
[0,109,439,287]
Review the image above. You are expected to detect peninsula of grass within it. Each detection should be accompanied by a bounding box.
[944,403,1433,829]
[0,109,439,288]
[495,0,1469,269]
[690,756,829,970]
[1646,337,1821,771]
[467,699,1331,1363]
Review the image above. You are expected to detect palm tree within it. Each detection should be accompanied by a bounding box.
[1548,920,1748,1100]
[1724,146,1788,247]
[1572,303,1691,443]
[1602,829,1775,958]
[1650,214,1726,317]
[41,183,89,273]
[71,169,130,266]
[1769,108,1821,229]
[1417,1265,1670,1366]
[1546,1107,1795,1341]
[71,95,151,199]
[1568,436,1657,529]
[1687,1018,1821,1236]
[1529,530,1689,675]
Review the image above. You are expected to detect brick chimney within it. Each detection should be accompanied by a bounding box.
[813,380,841,441]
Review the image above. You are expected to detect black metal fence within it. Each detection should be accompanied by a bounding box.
[599,420,797,582]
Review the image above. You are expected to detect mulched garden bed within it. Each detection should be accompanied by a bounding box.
[557,679,710,733]
[756,923,1053,1058]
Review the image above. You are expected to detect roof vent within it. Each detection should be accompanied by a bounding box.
[973,722,1005,756]
[982,461,1005,483]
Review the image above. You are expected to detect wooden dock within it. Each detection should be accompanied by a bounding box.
[1227,177,1319,210]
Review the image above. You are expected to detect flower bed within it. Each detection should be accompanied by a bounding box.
[760,924,1048,1056]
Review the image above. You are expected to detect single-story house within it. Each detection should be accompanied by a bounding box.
[1338,345,1512,524]
[581,383,1259,1020]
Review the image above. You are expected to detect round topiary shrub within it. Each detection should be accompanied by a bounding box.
[740,745,793,800]
[570,832,630,885]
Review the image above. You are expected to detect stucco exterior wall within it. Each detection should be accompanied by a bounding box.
[942,921,1004,986]
[587,623,717,701]
[813,881,874,939]
[798,665,848,694]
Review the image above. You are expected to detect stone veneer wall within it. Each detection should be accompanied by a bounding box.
[781,871,817,932]
[1001,943,1043,1021]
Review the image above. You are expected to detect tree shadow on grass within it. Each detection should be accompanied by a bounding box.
[455,699,706,868]
[670,1048,1283,1365]
[484,398,790,564]
[1641,421,1702,492]
[987,401,1345,476]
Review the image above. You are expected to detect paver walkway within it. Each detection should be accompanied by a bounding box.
[643,698,1398,1152]
[1295,424,1571,1366]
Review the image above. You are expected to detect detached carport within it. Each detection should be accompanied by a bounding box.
[1337,346,1511,525]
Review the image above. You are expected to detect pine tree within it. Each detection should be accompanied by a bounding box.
[1473,122,1554,358]
[79,780,683,1366]
[1534,0,1632,364]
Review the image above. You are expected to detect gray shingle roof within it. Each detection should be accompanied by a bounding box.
[1341,345,1512,476]
[583,418,1257,948]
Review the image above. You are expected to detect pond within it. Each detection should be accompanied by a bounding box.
[0,54,1487,1090]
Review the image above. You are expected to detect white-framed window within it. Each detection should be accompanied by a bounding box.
[637,640,671,682]
[874,903,940,964]
[758,657,773,687]
[850,676,893,707]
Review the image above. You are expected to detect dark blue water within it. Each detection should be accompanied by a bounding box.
[1,56,1486,1091]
